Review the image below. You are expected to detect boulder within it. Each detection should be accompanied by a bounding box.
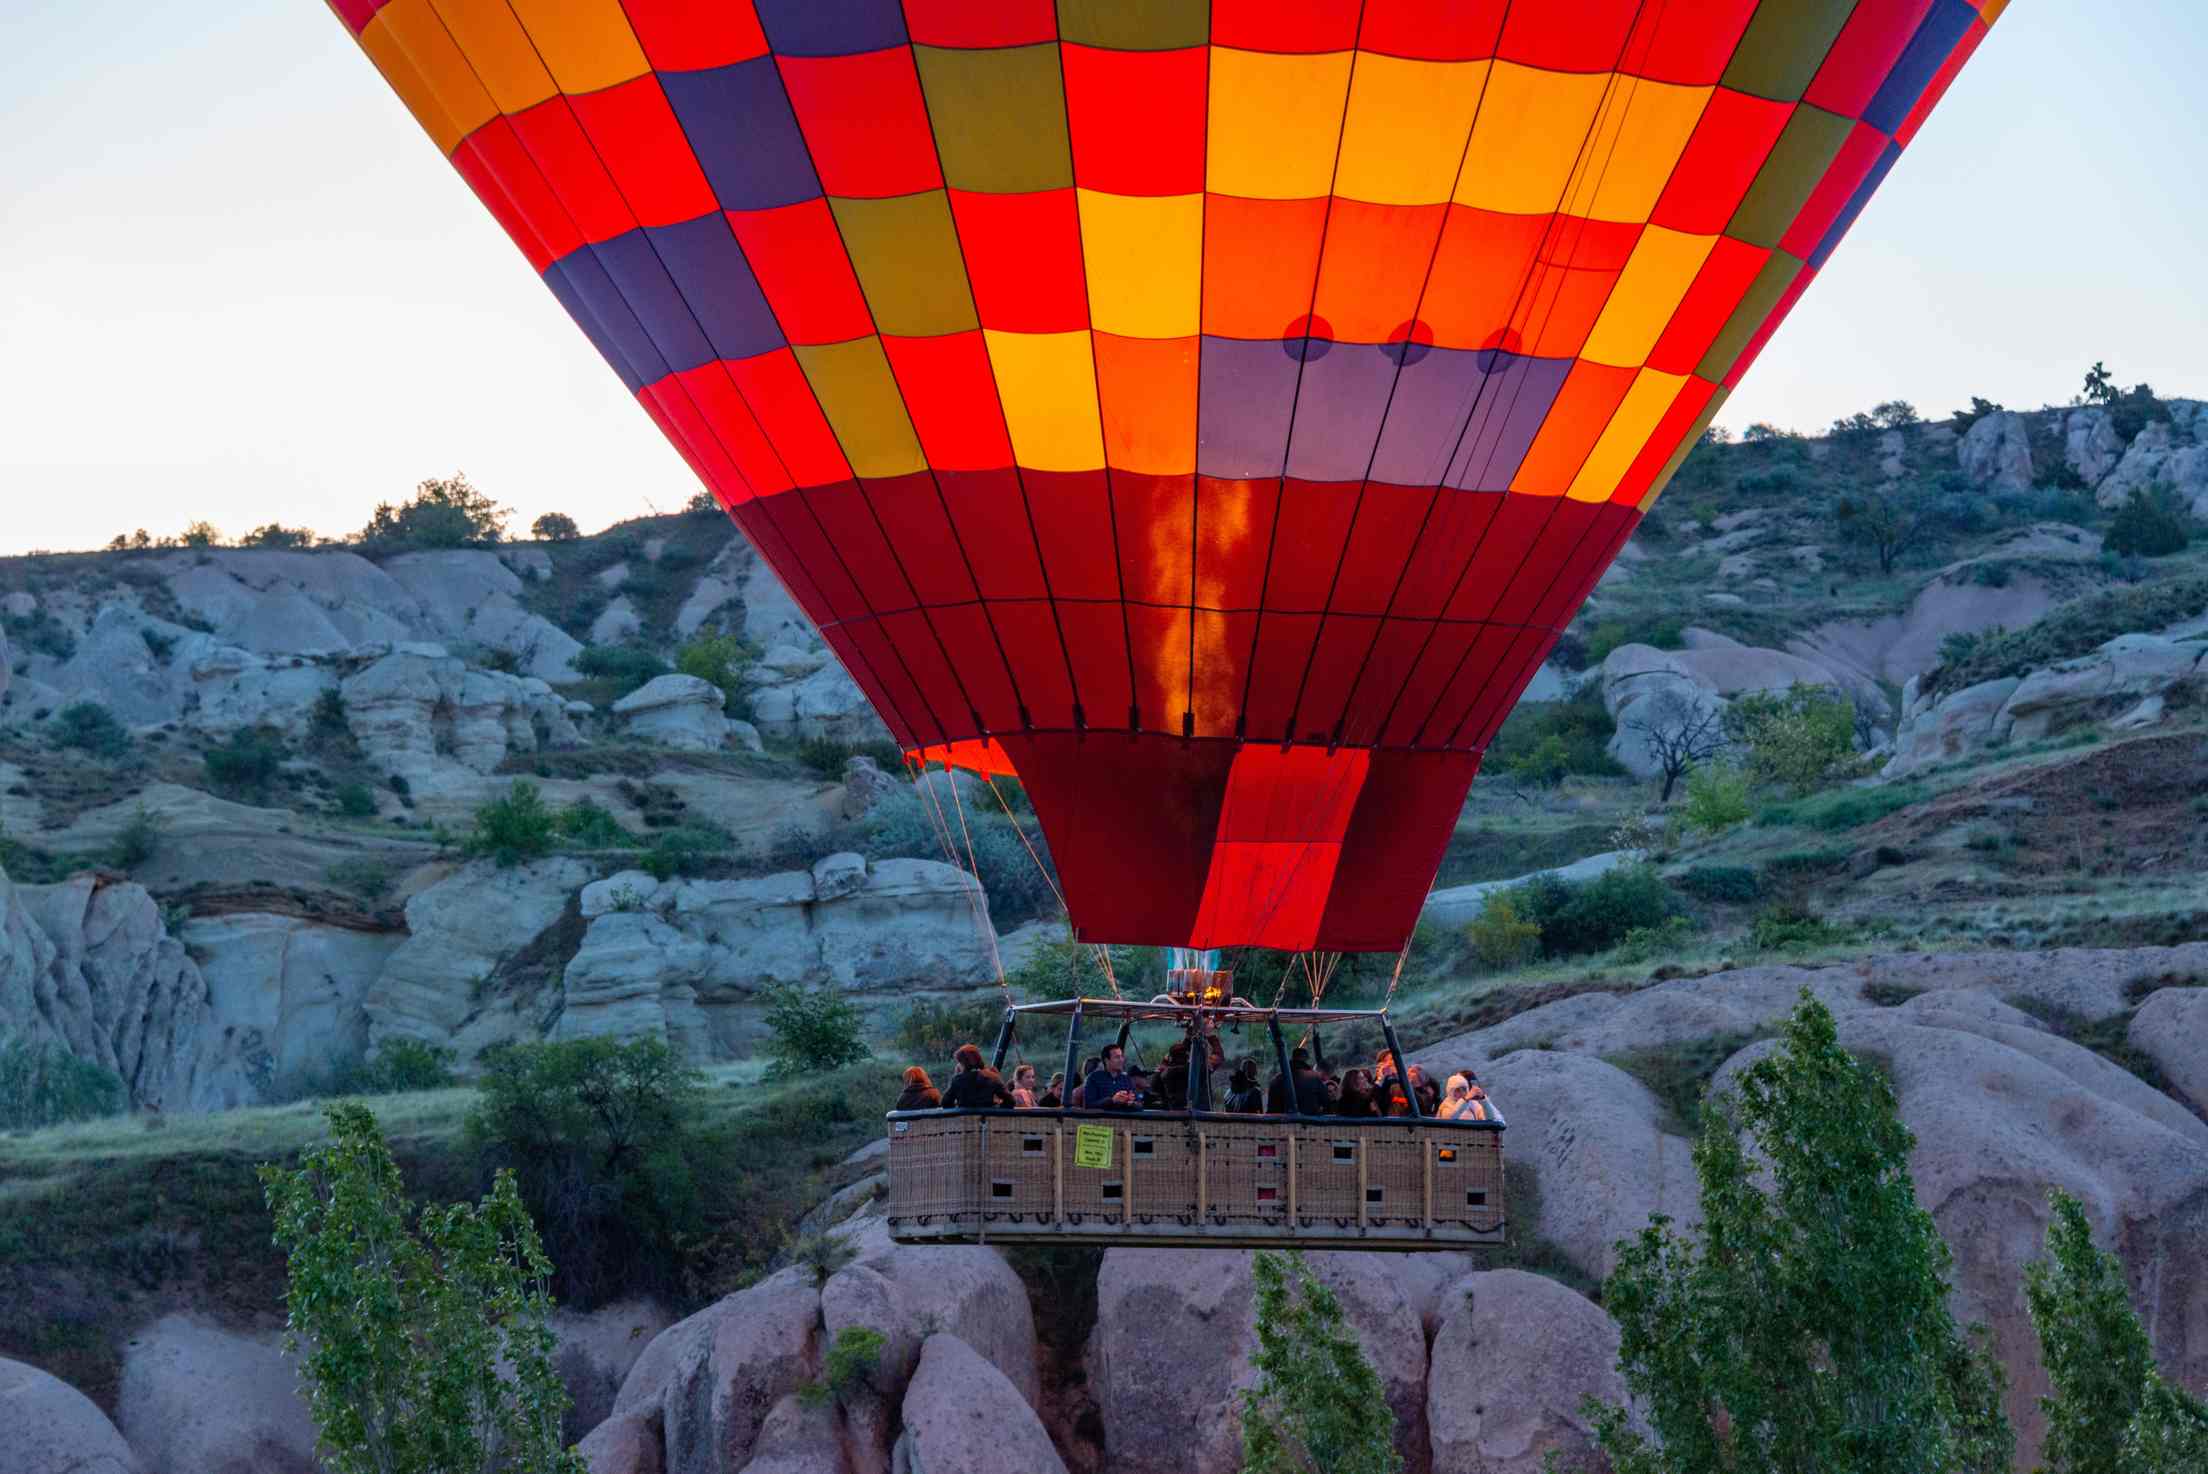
[2064,406,2124,483]
[363,858,594,1059]
[612,1269,821,1474]
[1427,1271,1630,1474]
[614,674,732,752]
[895,1335,1065,1474]
[750,662,884,743]
[1957,409,2033,491]
[553,1300,678,1444]
[1876,427,1906,478]
[180,911,404,1088]
[1882,675,2023,777]
[117,1315,319,1474]
[822,1217,1039,1412]
[839,756,907,822]
[2097,418,2208,517]
[743,1393,852,1474]
[1597,641,1860,778]
[380,550,582,680]
[579,1412,664,1474]
[592,595,643,646]
[1,1355,141,1474]
[2130,987,2208,1114]
[0,616,11,709]
[1088,1249,1433,1474]
[342,649,581,801]
[1996,634,2207,744]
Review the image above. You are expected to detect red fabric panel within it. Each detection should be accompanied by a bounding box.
[1487,499,1604,625]
[777,49,942,198]
[813,624,917,748]
[1263,482,1360,611]
[1332,483,1432,615]
[1377,620,1478,746]
[1111,472,1196,607]
[638,377,746,504]
[1241,612,1322,743]
[1393,489,1503,618]
[1062,45,1205,195]
[881,332,1015,470]
[1498,0,1636,71]
[1722,263,1818,388]
[1291,616,1384,741]
[1647,237,1772,376]
[1612,376,1718,505]
[1651,90,1794,235]
[1214,0,1361,52]
[1190,610,1255,731]
[509,98,632,245]
[568,78,717,229]
[949,189,1089,334]
[1359,0,1508,61]
[804,480,915,612]
[728,201,876,346]
[623,0,768,70]
[1626,0,1756,84]
[878,607,976,730]
[725,350,851,484]
[1054,601,1134,728]
[1194,477,1280,613]
[452,118,577,271]
[1450,626,1556,746]
[1188,746,1371,951]
[754,488,864,619]
[330,0,387,35]
[681,362,797,494]
[901,0,1055,47]
[1314,750,1481,949]
[844,616,941,741]
[1333,618,1428,747]
[1808,0,1938,119]
[859,471,976,605]
[934,468,1046,600]
[993,599,1076,730]
[726,498,831,628]
[1443,492,1551,620]
[1024,469,1121,603]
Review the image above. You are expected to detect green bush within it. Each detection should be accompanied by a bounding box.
[1513,864,1681,958]
[359,1039,457,1094]
[110,804,164,871]
[1680,762,1752,834]
[204,728,286,793]
[675,631,756,717]
[1485,687,1626,786]
[3,607,77,660]
[1464,890,1542,971]
[1749,901,1848,952]
[2102,485,2192,558]
[1761,848,1851,879]
[50,702,130,759]
[640,823,731,880]
[556,799,631,849]
[465,781,558,867]
[310,687,351,737]
[0,1040,127,1129]
[1611,914,1698,965]
[334,782,378,818]
[894,996,1009,1067]
[357,473,509,550]
[574,644,669,697]
[1675,864,1762,903]
[800,1326,887,1409]
[762,984,870,1078]
[1727,687,1859,794]
[468,1037,704,1306]
[1758,783,1923,833]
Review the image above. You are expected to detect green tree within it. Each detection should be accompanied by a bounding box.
[0,1040,126,1130]
[675,630,755,715]
[1464,889,1542,971]
[1578,994,2012,1474]
[1834,487,1914,574]
[530,512,581,541]
[359,474,510,550]
[2102,486,2191,558]
[2083,362,2117,405]
[2027,1188,2208,1474]
[1680,761,1752,835]
[50,701,131,759]
[181,520,225,548]
[244,523,317,549]
[1240,1250,1402,1474]
[1726,687,1858,795]
[762,983,870,1078]
[258,1104,584,1474]
[466,781,557,867]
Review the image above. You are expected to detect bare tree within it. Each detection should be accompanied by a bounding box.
[1624,688,1730,802]
[1834,488,1913,575]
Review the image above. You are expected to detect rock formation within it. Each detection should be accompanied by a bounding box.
[1958,409,2034,491]
[3,1356,141,1474]
[117,1316,321,1474]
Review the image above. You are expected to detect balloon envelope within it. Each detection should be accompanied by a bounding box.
[331,0,2002,951]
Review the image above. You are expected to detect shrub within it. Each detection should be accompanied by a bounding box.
[0,1040,128,1129]
[1612,914,1698,964]
[799,1326,887,1409]
[556,800,631,849]
[1759,784,1923,833]
[334,782,378,819]
[1727,686,1859,795]
[359,1039,456,1094]
[1240,1250,1402,1474]
[465,780,558,867]
[2102,485,2192,558]
[310,687,351,737]
[1581,615,1685,665]
[640,823,730,880]
[574,644,669,697]
[1762,848,1851,879]
[1485,686,1625,786]
[204,727,286,793]
[1515,864,1680,958]
[111,804,165,871]
[1680,761,1752,834]
[1675,864,1762,904]
[1749,901,1847,951]
[531,511,582,541]
[141,627,177,662]
[241,523,315,549]
[2,607,77,661]
[259,1104,586,1474]
[797,735,859,778]
[762,984,870,1078]
[50,702,130,759]
[894,996,1009,1068]
[1464,890,1542,971]
[357,473,509,551]
[675,631,755,716]
[468,1037,704,1306]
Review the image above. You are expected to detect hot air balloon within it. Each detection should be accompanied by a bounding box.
[328,0,2002,1249]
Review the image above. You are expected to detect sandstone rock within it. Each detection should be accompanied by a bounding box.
[1801,567,2058,690]
[381,550,582,680]
[597,561,632,592]
[823,1217,1039,1412]
[1089,1249,1432,1474]
[181,911,404,1088]
[839,756,906,822]
[364,858,593,1059]
[750,660,883,742]
[1877,427,1906,478]
[1958,409,2033,491]
[2097,418,2208,517]
[343,650,581,800]
[614,674,731,752]
[579,1412,664,1474]
[593,595,643,646]
[558,911,714,1052]
[1996,634,2207,744]
[1423,851,1640,930]
[554,1300,678,1444]
[0,616,11,710]
[613,1270,821,1474]
[1,1355,141,1474]
[896,1335,1065,1474]
[2130,987,2208,1114]
[118,1315,319,1474]
[1882,676,2023,777]
[744,1392,852,1474]
[728,718,764,754]
[1597,641,1858,778]
[1427,1271,1630,1474]
[2064,406,2124,483]
[1,869,249,1111]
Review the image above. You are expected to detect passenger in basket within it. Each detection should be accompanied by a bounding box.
[1011,1087,1037,1108]
[1266,1048,1330,1115]
[1468,1082,1504,1126]
[894,1066,941,1111]
[941,1042,1016,1110]
[1011,1063,1039,1099]
[1335,1068,1381,1118]
[1038,1071,1066,1109]
[1082,1044,1140,1110]
[1224,1058,1264,1114]
[1409,1063,1442,1118]
[1374,1051,1412,1117]
[1437,1073,1474,1119]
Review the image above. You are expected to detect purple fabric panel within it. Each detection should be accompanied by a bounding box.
[1285,345,1395,482]
[1197,335,1306,479]
[1444,353,1574,491]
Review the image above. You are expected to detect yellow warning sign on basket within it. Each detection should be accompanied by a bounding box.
[1073,1124,1115,1170]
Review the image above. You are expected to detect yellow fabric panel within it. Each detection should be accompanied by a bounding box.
[1334,55,1490,207]
[504,0,649,96]
[791,339,926,479]
[1567,368,1689,502]
[984,330,1105,472]
[1207,48,1355,201]
[428,0,555,115]
[1454,62,1611,215]
[1078,190,1202,340]
[1581,227,1717,368]
[1639,386,1727,513]
[1578,80,1712,223]
[363,0,498,156]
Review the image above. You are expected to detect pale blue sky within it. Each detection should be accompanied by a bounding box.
[1,2,2201,554]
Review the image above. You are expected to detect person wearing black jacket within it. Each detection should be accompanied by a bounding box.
[1223,1058,1263,1113]
[1265,1048,1331,1116]
[941,1042,1015,1110]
